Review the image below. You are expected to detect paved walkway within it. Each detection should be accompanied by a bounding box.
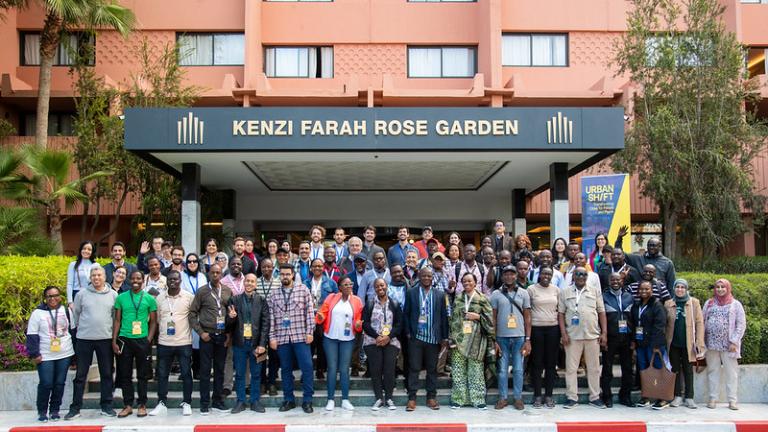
[2,404,767,432]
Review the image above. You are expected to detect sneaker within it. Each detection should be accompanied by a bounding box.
[371,399,383,411]
[476,404,487,410]
[684,398,697,409]
[325,399,335,411]
[341,400,355,411]
[532,397,543,409]
[589,399,606,409]
[101,407,117,417]
[231,402,247,414]
[544,397,555,409]
[563,399,578,409]
[670,396,683,407]
[200,406,210,416]
[450,402,461,410]
[64,409,81,420]
[49,412,60,421]
[729,402,739,411]
[251,401,266,413]
[181,402,192,416]
[386,399,397,410]
[37,413,47,422]
[706,399,717,409]
[652,401,669,410]
[149,401,167,416]
[212,401,230,413]
[636,399,651,408]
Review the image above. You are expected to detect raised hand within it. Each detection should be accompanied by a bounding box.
[139,241,151,254]
[228,305,237,319]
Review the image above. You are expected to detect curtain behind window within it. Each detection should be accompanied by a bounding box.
[24,34,41,65]
[56,34,78,65]
[320,46,333,78]
[502,35,531,66]
[179,34,213,65]
[409,48,441,77]
[442,47,474,77]
[213,34,244,65]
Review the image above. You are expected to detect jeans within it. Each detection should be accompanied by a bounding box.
[233,341,263,403]
[260,346,280,386]
[323,337,355,400]
[116,336,151,407]
[37,356,71,415]
[636,345,667,371]
[312,326,327,372]
[199,333,228,408]
[407,338,440,400]
[156,344,193,404]
[70,338,113,411]
[497,336,525,400]
[364,344,399,401]
[277,342,314,404]
[529,325,559,398]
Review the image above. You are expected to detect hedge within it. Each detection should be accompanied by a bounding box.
[676,256,768,274]
[0,257,767,363]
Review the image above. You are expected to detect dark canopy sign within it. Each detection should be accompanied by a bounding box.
[124,107,624,152]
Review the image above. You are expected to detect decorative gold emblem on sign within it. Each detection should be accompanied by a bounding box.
[547,111,573,144]
[178,112,204,145]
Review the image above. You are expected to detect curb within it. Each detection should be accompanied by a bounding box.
[7,422,768,432]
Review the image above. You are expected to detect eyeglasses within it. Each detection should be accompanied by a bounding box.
[46,294,61,299]
[216,257,227,261]
[187,260,198,264]
[574,272,588,277]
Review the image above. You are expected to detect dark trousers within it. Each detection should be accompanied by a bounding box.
[365,343,399,401]
[37,356,71,415]
[407,338,440,400]
[600,336,633,402]
[199,333,228,408]
[312,326,327,372]
[260,346,280,386]
[351,332,363,371]
[70,338,113,411]
[530,325,560,397]
[157,344,193,404]
[277,342,314,404]
[669,345,694,399]
[116,336,150,407]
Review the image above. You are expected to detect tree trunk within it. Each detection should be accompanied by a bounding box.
[35,12,63,149]
[48,203,63,255]
[662,205,678,261]
[96,185,129,247]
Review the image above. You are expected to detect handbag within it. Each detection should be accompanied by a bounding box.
[640,351,677,401]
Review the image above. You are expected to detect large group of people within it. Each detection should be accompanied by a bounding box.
[27,222,746,422]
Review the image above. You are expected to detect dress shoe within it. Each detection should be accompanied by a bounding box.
[117,406,133,418]
[406,400,416,411]
[279,401,296,412]
[426,399,440,410]
[302,402,314,413]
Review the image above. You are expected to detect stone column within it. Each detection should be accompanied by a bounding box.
[549,162,570,243]
[181,163,201,255]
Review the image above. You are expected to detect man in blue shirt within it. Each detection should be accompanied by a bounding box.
[358,251,391,302]
[387,226,418,268]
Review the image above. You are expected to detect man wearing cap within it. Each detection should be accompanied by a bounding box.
[491,265,531,410]
[429,252,452,294]
[414,226,445,259]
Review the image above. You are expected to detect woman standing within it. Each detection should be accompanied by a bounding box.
[588,233,608,272]
[244,239,257,264]
[306,258,339,380]
[203,239,221,273]
[315,275,364,411]
[631,280,670,410]
[265,239,280,266]
[527,267,560,408]
[363,278,403,411]
[281,240,297,265]
[26,286,74,422]
[67,241,95,305]
[703,278,746,410]
[667,279,705,409]
[449,273,495,410]
[181,253,208,296]
[551,238,568,268]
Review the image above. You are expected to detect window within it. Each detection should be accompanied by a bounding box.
[407,47,476,77]
[264,0,331,2]
[741,0,768,3]
[408,0,475,2]
[645,35,711,67]
[502,34,567,66]
[747,47,767,78]
[22,32,94,66]
[264,47,334,78]
[22,113,75,136]
[178,33,245,66]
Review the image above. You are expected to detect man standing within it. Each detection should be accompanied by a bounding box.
[359,251,391,302]
[104,242,138,292]
[189,263,233,414]
[143,256,167,295]
[487,249,513,291]
[150,270,194,416]
[491,265,531,410]
[232,237,257,275]
[112,270,158,418]
[430,252,451,294]
[597,247,641,291]
[600,272,634,408]
[65,264,118,420]
[404,267,449,411]
[558,267,608,409]
[322,246,342,283]
[339,236,366,274]
[529,250,565,289]
[332,227,349,265]
[137,237,167,273]
[256,258,280,396]
[220,257,245,397]
[388,226,418,267]
[453,244,487,295]
[309,225,327,261]
[414,226,445,259]
[627,264,672,303]
[227,273,270,414]
[268,264,316,413]
[362,225,386,266]
[558,241,583,275]
[294,241,312,283]
[161,246,186,277]
[492,220,514,254]
[616,230,676,291]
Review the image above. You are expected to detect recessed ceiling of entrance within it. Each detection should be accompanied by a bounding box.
[243,161,506,191]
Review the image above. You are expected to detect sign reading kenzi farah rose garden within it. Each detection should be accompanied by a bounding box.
[124,107,624,151]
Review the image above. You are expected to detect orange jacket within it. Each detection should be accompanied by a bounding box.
[315,293,364,336]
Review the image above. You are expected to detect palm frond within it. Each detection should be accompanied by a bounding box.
[86,1,135,35]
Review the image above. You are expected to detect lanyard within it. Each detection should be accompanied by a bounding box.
[335,244,345,258]
[614,290,624,319]
[226,275,244,293]
[47,307,64,338]
[260,277,275,297]
[281,288,293,311]
[130,291,145,317]
[574,286,586,308]
[380,299,390,326]
[166,294,177,318]
[210,285,223,315]
[639,304,648,319]
[311,246,322,261]
[187,273,199,294]
[464,290,476,314]
[324,265,337,280]
[420,287,432,314]
[398,244,408,263]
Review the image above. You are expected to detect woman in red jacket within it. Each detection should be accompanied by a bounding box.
[316,275,364,411]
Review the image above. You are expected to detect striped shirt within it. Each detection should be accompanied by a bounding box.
[627,280,671,303]
[416,287,437,344]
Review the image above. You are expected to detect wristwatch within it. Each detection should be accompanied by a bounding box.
[525,336,531,341]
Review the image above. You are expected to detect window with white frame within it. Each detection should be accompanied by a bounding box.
[741,0,768,4]
[407,46,476,78]
[22,32,94,66]
[264,47,334,78]
[502,34,567,66]
[178,33,245,66]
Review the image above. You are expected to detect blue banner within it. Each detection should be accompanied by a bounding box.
[581,174,631,271]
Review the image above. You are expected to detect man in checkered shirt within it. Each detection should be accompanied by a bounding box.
[267,264,316,413]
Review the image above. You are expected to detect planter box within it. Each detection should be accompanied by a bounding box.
[0,369,77,411]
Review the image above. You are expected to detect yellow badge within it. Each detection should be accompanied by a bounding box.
[381,325,391,336]
[243,323,252,339]
[132,321,142,335]
[507,315,518,329]
[50,337,61,352]
[462,320,473,334]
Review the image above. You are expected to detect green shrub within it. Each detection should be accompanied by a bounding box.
[677,256,768,274]
[740,319,766,364]
[678,272,768,317]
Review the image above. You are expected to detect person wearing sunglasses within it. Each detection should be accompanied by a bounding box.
[558,266,608,409]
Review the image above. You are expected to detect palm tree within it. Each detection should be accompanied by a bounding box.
[21,145,111,253]
[5,0,135,148]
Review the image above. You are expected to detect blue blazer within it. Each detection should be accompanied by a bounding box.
[303,274,338,305]
[403,284,449,344]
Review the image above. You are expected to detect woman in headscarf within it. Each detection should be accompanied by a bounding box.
[666,279,705,409]
[702,278,746,410]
